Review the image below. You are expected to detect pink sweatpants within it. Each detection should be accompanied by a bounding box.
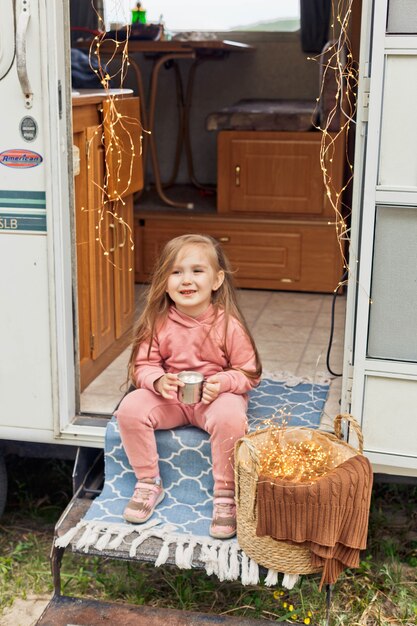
[116,389,248,492]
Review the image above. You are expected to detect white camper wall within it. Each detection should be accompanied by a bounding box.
[0,0,75,443]
[0,0,53,441]
[345,0,417,477]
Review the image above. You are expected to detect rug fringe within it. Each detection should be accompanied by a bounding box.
[154,527,177,566]
[282,573,300,589]
[80,522,262,585]
[228,543,240,580]
[240,552,251,585]
[248,558,260,585]
[76,524,100,552]
[155,538,171,566]
[174,537,188,568]
[55,520,299,587]
[107,526,137,550]
[129,527,157,557]
[264,568,279,586]
[55,521,86,548]
[217,541,230,581]
[183,538,198,568]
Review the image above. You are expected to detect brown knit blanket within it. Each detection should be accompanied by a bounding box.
[256,454,373,588]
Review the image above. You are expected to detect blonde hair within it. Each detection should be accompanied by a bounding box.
[128,234,262,383]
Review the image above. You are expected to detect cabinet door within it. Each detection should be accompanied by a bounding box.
[218,131,344,218]
[113,195,135,338]
[231,135,324,214]
[86,126,116,361]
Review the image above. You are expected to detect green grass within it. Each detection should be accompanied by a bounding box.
[1,456,416,624]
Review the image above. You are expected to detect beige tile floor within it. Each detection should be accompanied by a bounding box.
[81,286,347,429]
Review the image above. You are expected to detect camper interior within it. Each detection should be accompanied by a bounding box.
[69,0,360,420]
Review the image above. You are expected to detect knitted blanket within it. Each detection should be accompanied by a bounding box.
[56,376,329,587]
[256,454,373,589]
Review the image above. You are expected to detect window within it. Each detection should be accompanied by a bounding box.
[104,0,300,33]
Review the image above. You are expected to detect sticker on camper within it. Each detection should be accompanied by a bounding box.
[20,117,38,142]
[0,190,46,234]
[0,149,43,168]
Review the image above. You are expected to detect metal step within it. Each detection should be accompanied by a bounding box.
[37,595,285,625]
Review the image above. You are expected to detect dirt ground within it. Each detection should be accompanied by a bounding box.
[0,595,51,626]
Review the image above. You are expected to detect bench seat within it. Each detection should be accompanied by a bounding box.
[206,98,318,132]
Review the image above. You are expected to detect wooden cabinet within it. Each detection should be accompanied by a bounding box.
[72,93,142,391]
[205,129,344,292]
[134,129,345,294]
[135,212,342,293]
[217,130,345,218]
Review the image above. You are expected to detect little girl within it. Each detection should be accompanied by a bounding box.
[116,234,261,539]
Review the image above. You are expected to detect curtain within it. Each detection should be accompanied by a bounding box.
[70,0,103,43]
[300,0,331,53]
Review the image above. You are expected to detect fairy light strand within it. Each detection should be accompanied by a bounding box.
[258,431,334,483]
[82,1,150,271]
[234,414,349,486]
[309,0,358,294]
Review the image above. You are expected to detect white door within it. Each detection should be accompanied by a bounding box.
[342,0,417,477]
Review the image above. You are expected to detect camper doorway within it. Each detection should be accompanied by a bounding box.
[71,1,357,424]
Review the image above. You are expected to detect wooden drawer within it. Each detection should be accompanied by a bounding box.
[134,213,343,293]
[217,130,345,219]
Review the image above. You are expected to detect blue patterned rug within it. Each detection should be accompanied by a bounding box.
[56,376,329,585]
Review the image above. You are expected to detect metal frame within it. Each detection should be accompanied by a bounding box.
[50,453,333,624]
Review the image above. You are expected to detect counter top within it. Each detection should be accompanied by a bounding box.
[72,88,133,106]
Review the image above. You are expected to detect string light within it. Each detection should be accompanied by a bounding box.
[258,429,334,483]
[82,1,151,271]
[308,0,358,289]
[234,413,350,486]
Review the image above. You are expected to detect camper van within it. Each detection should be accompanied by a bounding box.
[0,0,416,520]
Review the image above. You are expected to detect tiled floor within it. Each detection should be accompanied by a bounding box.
[81,286,347,429]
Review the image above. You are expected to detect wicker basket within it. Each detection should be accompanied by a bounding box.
[234,414,364,574]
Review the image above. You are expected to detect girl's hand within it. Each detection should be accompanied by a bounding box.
[201,376,221,405]
[154,373,183,399]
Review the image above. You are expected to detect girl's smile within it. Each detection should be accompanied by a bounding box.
[166,244,224,317]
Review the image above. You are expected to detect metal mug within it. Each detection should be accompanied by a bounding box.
[177,371,205,404]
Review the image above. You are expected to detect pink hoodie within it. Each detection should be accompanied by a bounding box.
[133,305,259,395]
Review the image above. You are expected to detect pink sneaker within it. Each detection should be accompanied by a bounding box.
[123,480,165,524]
[209,496,237,539]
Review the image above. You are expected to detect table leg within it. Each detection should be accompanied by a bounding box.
[128,57,150,202]
[148,52,195,209]
[161,57,218,193]
[183,57,216,191]
[163,61,186,188]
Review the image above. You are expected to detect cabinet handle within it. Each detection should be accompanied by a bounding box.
[118,220,127,248]
[235,165,241,187]
[216,236,230,243]
[109,223,117,252]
